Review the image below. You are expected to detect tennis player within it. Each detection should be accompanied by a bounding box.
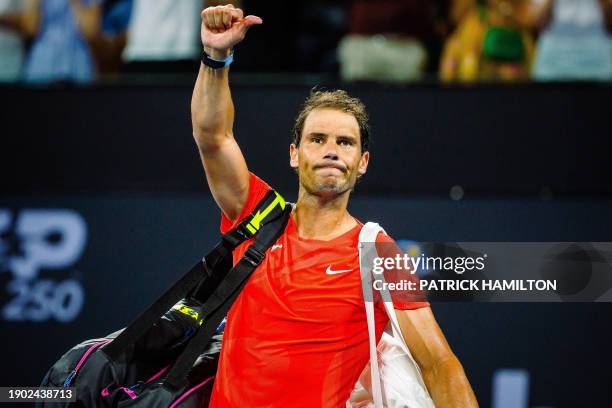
[192,5,478,407]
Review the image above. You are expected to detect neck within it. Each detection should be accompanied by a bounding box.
[293,187,357,240]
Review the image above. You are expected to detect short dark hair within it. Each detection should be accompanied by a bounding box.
[292,89,370,153]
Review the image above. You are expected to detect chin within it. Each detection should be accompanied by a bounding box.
[299,172,355,196]
[313,180,352,196]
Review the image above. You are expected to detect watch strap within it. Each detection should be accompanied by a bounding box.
[201,51,234,69]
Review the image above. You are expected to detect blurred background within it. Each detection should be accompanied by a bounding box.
[1,0,611,84]
[1,0,611,407]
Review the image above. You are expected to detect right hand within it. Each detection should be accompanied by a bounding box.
[201,5,263,59]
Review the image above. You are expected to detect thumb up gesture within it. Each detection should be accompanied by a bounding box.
[201,5,263,58]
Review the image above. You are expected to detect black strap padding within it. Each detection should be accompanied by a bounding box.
[102,190,287,363]
[221,225,250,248]
[103,259,210,362]
[103,239,238,362]
[163,205,291,390]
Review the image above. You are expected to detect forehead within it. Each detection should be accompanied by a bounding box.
[302,108,360,138]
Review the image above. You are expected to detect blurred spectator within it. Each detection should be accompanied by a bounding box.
[338,0,452,82]
[603,0,612,31]
[90,0,132,77]
[440,0,550,82]
[23,0,103,84]
[0,0,27,81]
[533,0,612,81]
[122,0,207,73]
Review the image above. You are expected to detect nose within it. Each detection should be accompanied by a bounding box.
[322,139,339,160]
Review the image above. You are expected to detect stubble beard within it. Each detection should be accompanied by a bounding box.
[300,169,357,198]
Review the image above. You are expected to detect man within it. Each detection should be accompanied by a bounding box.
[192,4,478,407]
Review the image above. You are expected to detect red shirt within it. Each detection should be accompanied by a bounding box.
[209,173,429,407]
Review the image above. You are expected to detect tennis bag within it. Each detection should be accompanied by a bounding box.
[37,190,291,407]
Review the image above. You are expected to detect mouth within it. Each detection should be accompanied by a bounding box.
[314,163,347,173]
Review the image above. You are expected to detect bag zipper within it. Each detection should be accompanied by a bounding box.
[169,376,214,408]
[63,339,111,388]
[144,365,169,384]
[101,365,170,399]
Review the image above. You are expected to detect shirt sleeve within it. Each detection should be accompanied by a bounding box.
[375,232,430,311]
[219,172,272,234]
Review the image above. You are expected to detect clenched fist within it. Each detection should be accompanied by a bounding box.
[201,5,263,59]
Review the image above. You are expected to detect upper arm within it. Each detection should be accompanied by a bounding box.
[395,306,456,373]
[198,136,250,222]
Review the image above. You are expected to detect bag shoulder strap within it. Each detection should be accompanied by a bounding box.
[190,190,288,302]
[358,222,430,407]
[222,189,288,246]
[103,189,288,363]
[164,201,291,390]
[359,222,386,408]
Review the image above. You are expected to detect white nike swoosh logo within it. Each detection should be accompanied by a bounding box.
[325,266,353,275]
[271,244,283,251]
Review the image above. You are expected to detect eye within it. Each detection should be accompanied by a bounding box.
[312,136,323,144]
[338,139,354,147]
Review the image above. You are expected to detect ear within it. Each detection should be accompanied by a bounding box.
[357,151,369,176]
[289,143,299,169]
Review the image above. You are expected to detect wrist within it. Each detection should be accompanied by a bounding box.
[203,46,232,60]
[202,49,234,69]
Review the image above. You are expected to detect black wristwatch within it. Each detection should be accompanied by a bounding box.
[201,51,234,69]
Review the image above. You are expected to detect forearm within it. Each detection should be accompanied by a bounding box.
[191,48,235,152]
[423,355,478,407]
[70,2,101,40]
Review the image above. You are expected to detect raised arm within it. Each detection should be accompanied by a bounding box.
[191,5,262,220]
